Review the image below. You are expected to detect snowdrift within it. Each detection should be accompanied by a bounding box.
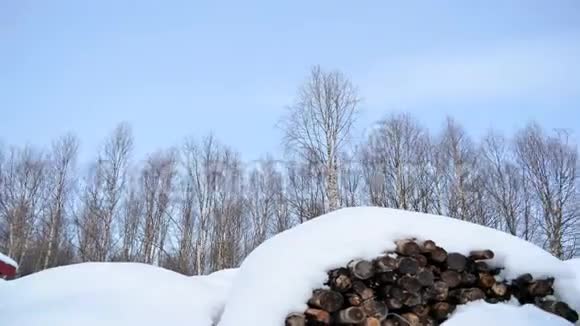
[219,207,580,325]
[0,262,236,326]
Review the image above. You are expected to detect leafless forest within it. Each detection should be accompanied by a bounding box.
[1,66,578,276]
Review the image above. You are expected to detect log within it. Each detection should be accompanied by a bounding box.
[441,270,462,288]
[474,261,490,273]
[396,239,421,256]
[514,273,533,284]
[400,313,421,326]
[450,288,486,304]
[417,269,435,287]
[536,300,579,324]
[446,253,467,272]
[308,289,344,313]
[398,275,422,293]
[346,293,363,306]
[424,281,449,301]
[431,302,455,321]
[361,300,388,320]
[491,282,509,298]
[527,279,554,297]
[461,272,478,287]
[411,305,430,319]
[397,257,419,275]
[385,297,404,310]
[352,281,375,301]
[412,254,428,267]
[469,249,494,261]
[348,260,375,280]
[429,247,448,264]
[358,317,381,326]
[328,268,352,292]
[335,307,365,324]
[376,271,398,284]
[374,256,399,273]
[382,318,402,326]
[402,292,423,307]
[305,308,331,324]
[421,240,437,253]
[478,272,496,289]
[285,313,306,326]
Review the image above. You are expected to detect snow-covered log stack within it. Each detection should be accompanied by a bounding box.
[286,239,578,326]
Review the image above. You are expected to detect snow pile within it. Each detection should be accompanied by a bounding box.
[445,300,572,326]
[0,251,18,268]
[219,207,580,326]
[0,263,236,326]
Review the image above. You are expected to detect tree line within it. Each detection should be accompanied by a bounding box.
[1,66,578,277]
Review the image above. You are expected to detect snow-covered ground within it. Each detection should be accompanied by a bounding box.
[1,207,579,325]
[0,263,236,326]
[220,207,580,325]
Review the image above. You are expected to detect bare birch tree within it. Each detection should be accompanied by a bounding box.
[40,134,78,269]
[281,65,360,212]
[515,124,579,258]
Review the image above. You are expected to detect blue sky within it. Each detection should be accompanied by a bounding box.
[1,0,579,161]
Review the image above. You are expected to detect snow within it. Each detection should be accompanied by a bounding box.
[0,262,236,326]
[219,207,580,326]
[444,300,572,326]
[0,251,18,268]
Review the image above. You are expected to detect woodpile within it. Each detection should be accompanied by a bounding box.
[285,239,578,325]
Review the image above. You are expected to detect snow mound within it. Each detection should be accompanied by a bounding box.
[445,301,572,326]
[0,262,236,326]
[0,251,18,268]
[219,207,580,326]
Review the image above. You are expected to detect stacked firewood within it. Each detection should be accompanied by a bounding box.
[285,239,579,326]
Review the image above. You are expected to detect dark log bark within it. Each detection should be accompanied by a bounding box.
[478,272,496,289]
[308,289,344,313]
[515,273,533,284]
[361,300,388,320]
[446,253,467,272]
[417,269,435,287]
[441,270,462,288]
[536,300,579,324]
[527,279,554,297]
[412,254,428,267]
[285,313,306,326]
[385,297,404,310]
[421,240,437,253]
[352,281,375,300]
[328,268,353,292]
[398,275,422,293]
[397,257,419,275]
[461,272,478,287]
[431,302,455,321]
[396,239,421,256]
[468,249,494,261]
[449,288,486,304]
[474,261,490,273]
[402,292,423,307]
[376,271,398,284]
[349,260,376,280]
[374,256,399,273]
[305,308,331,324]
[429,247,448,264]
[411,305,430,319]
[335,307,365,324]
